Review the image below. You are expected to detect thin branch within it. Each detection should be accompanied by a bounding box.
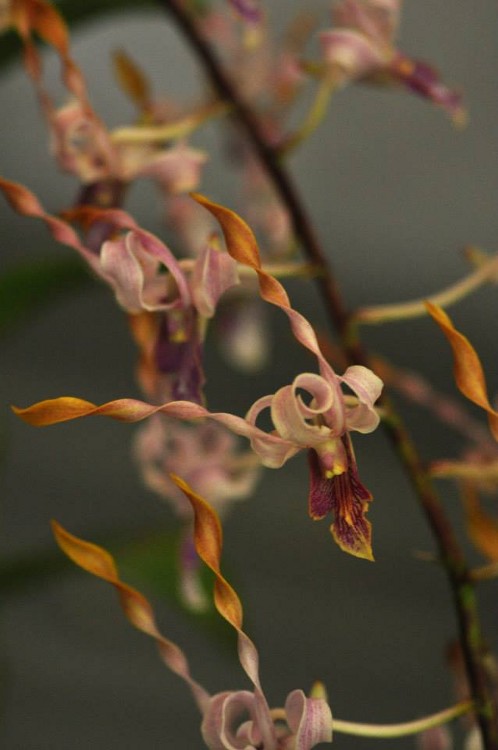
[158,3,498,747]
[270,701,473,738]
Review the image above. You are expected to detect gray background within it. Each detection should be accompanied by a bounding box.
[1,1,498,747]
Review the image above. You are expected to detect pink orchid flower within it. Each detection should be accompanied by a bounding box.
[319,0,464,122]
[134,416,260,517]
[12,195,383,558]
[52,477,333,749]
[0,180,239,403]
[11,3,208,195]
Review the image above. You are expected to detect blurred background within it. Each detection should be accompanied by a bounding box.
[1,0,498,747]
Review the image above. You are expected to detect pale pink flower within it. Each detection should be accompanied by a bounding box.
[134,416,260,519]
[246,367,381,475]
[50,100,119,184]
[131,140,208,195]
[320,0,464,121]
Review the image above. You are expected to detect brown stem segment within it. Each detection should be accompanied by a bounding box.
[159,2,498,746]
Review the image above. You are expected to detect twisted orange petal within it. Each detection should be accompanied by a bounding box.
[51,520,210,711]
[191,194,335,378]
[12,397,297,468]
[426,302,498,441]
[0,178,101,271]
[170,474,276,747]
[12,0,87,101]
[461,484,498,563]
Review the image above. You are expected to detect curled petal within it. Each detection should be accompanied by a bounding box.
[340,365,383,433]
[426,302,498,441]
[100,230,189,313]
[270,376,334,449]
[191,239,240,318]
[51,520,209,711]
[201,692,244,750]
[285,689,333,749]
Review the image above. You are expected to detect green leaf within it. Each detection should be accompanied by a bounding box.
[0,256,91,334]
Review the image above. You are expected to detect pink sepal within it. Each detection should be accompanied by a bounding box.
[191,239,240,318]
[284,689,333,749]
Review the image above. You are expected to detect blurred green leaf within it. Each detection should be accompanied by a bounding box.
[0,256,91,334]
[0,0,156,71]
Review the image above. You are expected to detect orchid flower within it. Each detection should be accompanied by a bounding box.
[51,476,333,749]
[319,0,464,122]
[10,0,208,200]
[0,179,239,402]
[12,195,383,558]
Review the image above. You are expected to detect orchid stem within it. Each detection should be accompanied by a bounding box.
[271,701,473,738]
[160,2,498,746]
[278,76,336,156]
[111,100,231,144]
[333,701,473,738]
[353,253,498,326]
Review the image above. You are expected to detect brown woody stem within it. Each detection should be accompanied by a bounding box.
[159,2,498,746]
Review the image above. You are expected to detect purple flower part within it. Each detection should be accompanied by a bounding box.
[76,178,127,252]
[228,0,262,24]
[155,310,205,403]
[390,54,464,121]
[308,438,374,561]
